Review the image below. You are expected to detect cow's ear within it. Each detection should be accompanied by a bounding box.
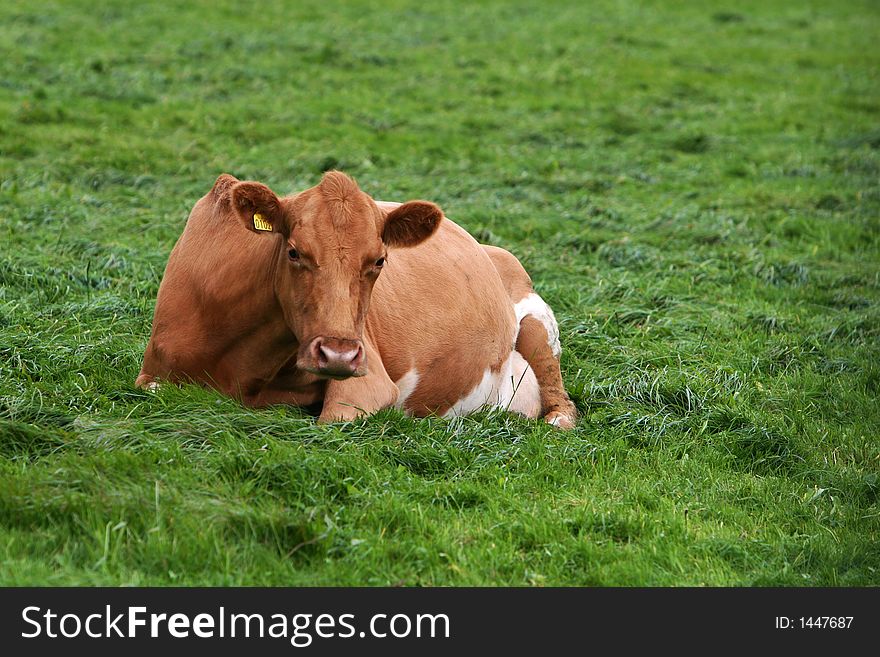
[382,201,442,248]
[230,181,285,235]
[210,173,239,199]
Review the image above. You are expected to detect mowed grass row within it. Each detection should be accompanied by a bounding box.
[0,0,878,585]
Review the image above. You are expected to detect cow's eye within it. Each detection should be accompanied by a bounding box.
[375,257,385,268]
[288,248,300,261]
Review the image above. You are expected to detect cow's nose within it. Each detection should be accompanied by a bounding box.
[309,337,364,377]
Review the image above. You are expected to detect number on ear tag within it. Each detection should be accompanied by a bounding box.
[253,213,273,231]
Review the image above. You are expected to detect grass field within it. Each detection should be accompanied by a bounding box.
[1,0,878,586]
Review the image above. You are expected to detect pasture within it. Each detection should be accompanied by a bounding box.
[0,0,878,585]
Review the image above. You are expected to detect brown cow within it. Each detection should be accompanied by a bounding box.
[136,171,577,428]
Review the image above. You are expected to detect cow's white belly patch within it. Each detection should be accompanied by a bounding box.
[394,369,420,410]
[513,292,561,357]
[442,350,541,419]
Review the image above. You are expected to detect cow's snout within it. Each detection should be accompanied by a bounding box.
[300,337,365,378]
[317,339,363,371]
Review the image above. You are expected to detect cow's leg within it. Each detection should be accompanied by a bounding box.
[318,341,399,423]
[515,315,577,429]
[482,245,577,430]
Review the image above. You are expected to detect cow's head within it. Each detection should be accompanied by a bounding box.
[223,171,442,379]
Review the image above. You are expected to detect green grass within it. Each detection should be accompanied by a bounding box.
[1,0,878,586]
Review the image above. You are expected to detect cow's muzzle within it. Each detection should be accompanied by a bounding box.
[298,336,365,379]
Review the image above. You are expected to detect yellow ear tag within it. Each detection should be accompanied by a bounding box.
[253,213,273,231]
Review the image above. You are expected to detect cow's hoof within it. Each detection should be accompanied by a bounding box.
[543,409,576,430]
[317,410,364,424]
[135,374,160,391]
